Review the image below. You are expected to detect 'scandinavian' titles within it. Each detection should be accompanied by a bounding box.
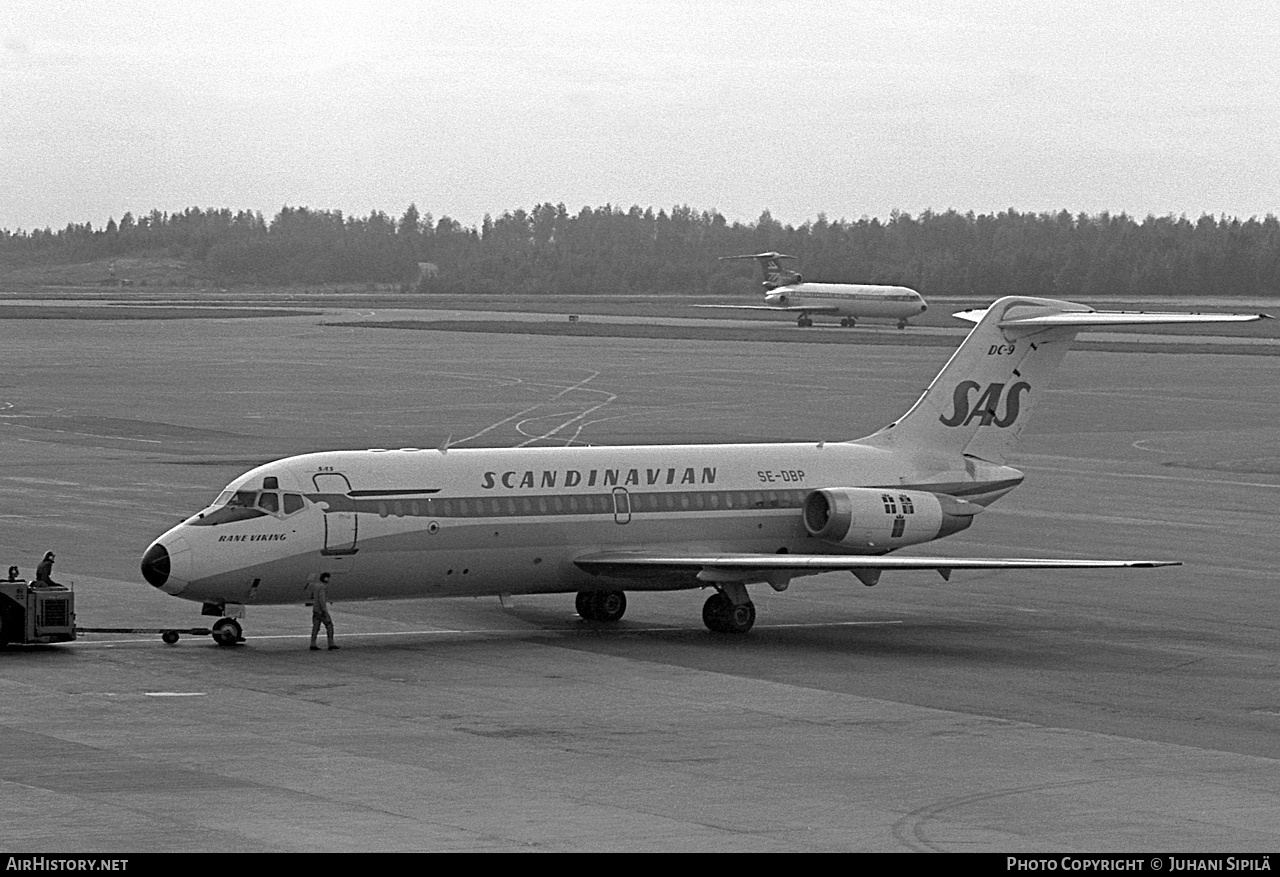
[482,467,717,490]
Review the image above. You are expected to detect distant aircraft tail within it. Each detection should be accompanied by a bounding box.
[720,252,802,289]
[861,296,1269,465]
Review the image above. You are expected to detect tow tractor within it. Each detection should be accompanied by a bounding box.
[0,577,76,646]
[0,576,235,647]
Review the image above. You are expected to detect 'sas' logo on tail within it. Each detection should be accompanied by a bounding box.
[939,381,1031,428]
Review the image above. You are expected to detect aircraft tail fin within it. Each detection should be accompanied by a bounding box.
[720,252,802,289]
[861,296,1270,465]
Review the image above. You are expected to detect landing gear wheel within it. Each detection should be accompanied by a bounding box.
[702,593,755,634]
[580,590,626,623]
[797,315,813,328]
[162,630,180,645]
[723,601,756,634]
[212,618,243,647]
[840,317,856,328]
[702,592,730,631]
[897,319,908,329]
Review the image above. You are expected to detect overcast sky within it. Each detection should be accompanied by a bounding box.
[3,1,1277,233]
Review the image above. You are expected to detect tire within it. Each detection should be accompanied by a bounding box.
[212,618,242,647]
[162,630,180,645]
[590,590,626,623]
[702,592,730,632]
[722,601,756,634]
[703,593,755,634]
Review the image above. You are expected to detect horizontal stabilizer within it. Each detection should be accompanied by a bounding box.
[954,306,1271,326]
[719,252,796,262]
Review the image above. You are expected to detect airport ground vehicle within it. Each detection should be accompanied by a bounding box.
[0,578,76,645]
[0,573,225,646]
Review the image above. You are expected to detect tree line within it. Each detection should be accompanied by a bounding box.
[3,203,1278,298]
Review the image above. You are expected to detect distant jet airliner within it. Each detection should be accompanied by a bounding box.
[141,296,1267,646]
[699,252,928,328]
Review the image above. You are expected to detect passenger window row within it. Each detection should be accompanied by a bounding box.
[369,489,810,519]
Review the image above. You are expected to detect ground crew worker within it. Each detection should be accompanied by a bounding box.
[309,573,338,651]
[34,552,61,587]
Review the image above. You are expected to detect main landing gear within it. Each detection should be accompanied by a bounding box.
[576,589,627,623]
[799,315,859,329]
[702,584,756,634]
[573,585,758,634]
[897,318,909,329]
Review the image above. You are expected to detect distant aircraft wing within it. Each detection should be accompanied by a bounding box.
[693,304,845,315]
[575,551,1178,586]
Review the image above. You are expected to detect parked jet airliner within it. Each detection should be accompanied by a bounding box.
[141,296,1267,646]
[699,252,928,328]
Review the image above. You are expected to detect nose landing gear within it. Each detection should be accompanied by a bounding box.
[211,617,244,647]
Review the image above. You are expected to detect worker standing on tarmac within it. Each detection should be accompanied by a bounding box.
[308,573,339,651]
[34,551,61,587]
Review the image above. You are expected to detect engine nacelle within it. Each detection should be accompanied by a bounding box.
[802,488,979,549]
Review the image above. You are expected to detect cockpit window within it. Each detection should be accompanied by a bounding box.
[227,490,259,509]
[189,484,306,526]
[189,489,269,526]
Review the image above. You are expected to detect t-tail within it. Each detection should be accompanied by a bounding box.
[720,252,802,290]
[861,296,1270,467]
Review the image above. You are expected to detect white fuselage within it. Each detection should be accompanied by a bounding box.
[143,440,1021,608]
[763,283,927,320]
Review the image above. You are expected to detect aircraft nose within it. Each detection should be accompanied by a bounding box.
[141,542,170,588]
[141,536,191,594]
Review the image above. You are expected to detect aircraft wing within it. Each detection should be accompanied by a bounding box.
[692,304,846,315]
[575,551,1178,586]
